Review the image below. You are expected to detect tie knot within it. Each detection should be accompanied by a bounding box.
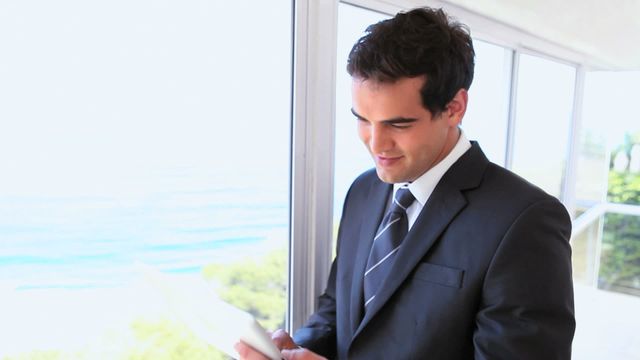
[393,187,415,212]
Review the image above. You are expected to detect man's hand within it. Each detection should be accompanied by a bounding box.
[234,329,327,360]
[234,341,269,360]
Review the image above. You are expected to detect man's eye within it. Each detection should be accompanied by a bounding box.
[391,123,411,129]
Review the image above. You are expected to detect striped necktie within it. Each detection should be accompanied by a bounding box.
[363,186,415,309]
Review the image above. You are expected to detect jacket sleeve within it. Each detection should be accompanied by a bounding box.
[292,259,338,359]
[473,198,576,359]
[292,173,372,359]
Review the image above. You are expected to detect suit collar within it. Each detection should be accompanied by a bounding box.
[444,141,488,191]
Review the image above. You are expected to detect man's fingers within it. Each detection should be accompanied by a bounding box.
[281,348,327,360]
[234,341,268,360]
[281,349,304,360]
[280,349,297,360]
[271,329,297,350]
[234,342,249,358]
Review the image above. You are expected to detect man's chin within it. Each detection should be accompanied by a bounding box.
[375,169,404,184]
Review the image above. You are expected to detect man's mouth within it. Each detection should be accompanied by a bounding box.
[376,155,403,167]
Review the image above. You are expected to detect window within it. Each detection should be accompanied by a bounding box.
[571,70,640,359]
[511,54,576,198]
[463,40,512,166]
[598,72,640,297]
[0,1,292,357]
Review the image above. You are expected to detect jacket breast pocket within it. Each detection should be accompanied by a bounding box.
[412,262,464,288]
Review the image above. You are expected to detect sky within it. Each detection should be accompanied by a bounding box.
[0,0,293,197]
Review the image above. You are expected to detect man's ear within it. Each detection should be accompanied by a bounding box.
[445,88,468,126]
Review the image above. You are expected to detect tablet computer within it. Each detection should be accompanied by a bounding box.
[138,263,282,360]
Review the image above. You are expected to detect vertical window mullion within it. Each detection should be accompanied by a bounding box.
[504,50,520,170]
[561,66,586,213]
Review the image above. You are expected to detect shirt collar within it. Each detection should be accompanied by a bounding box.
[394,129,472,206]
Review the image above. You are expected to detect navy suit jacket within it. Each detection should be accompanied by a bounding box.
[293,143,575,359]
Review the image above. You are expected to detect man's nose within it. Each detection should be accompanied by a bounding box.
[369,125,392,154]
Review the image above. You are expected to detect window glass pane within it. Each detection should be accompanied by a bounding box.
[600,212,640,296]
[0,1,291,357]
[463,40,512,166]
[574,72,640,206]
[574,249,640,359]
[573,72,640,360]
[511,54,576,198]
[594,72,640,206]
[573,125,608,206]
[571,215,603,286]
[333,3,388,237]
[573,211,640,358]
[570,212,640,359]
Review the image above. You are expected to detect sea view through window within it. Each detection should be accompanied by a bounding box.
[0,1,292,357]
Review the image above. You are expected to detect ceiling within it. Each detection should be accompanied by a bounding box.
[444,0,640,70]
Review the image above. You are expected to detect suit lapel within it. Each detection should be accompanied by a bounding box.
[348,180,391,336]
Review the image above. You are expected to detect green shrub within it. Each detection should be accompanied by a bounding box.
[202,249,287,331]
[600,170,640,295]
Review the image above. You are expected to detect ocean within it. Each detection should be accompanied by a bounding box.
[0,169,290,355]
[0,176,289,291]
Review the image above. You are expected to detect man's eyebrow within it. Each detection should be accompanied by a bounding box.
[351,108,366,120]
[350,108,418,124]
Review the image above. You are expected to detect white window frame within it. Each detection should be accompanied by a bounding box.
[289,0,339,331]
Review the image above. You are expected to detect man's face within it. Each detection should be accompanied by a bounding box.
[352,76,462,184]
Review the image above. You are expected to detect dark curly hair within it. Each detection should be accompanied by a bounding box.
[347,7,475,116]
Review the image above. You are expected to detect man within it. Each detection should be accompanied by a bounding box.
[238,6,575,360]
